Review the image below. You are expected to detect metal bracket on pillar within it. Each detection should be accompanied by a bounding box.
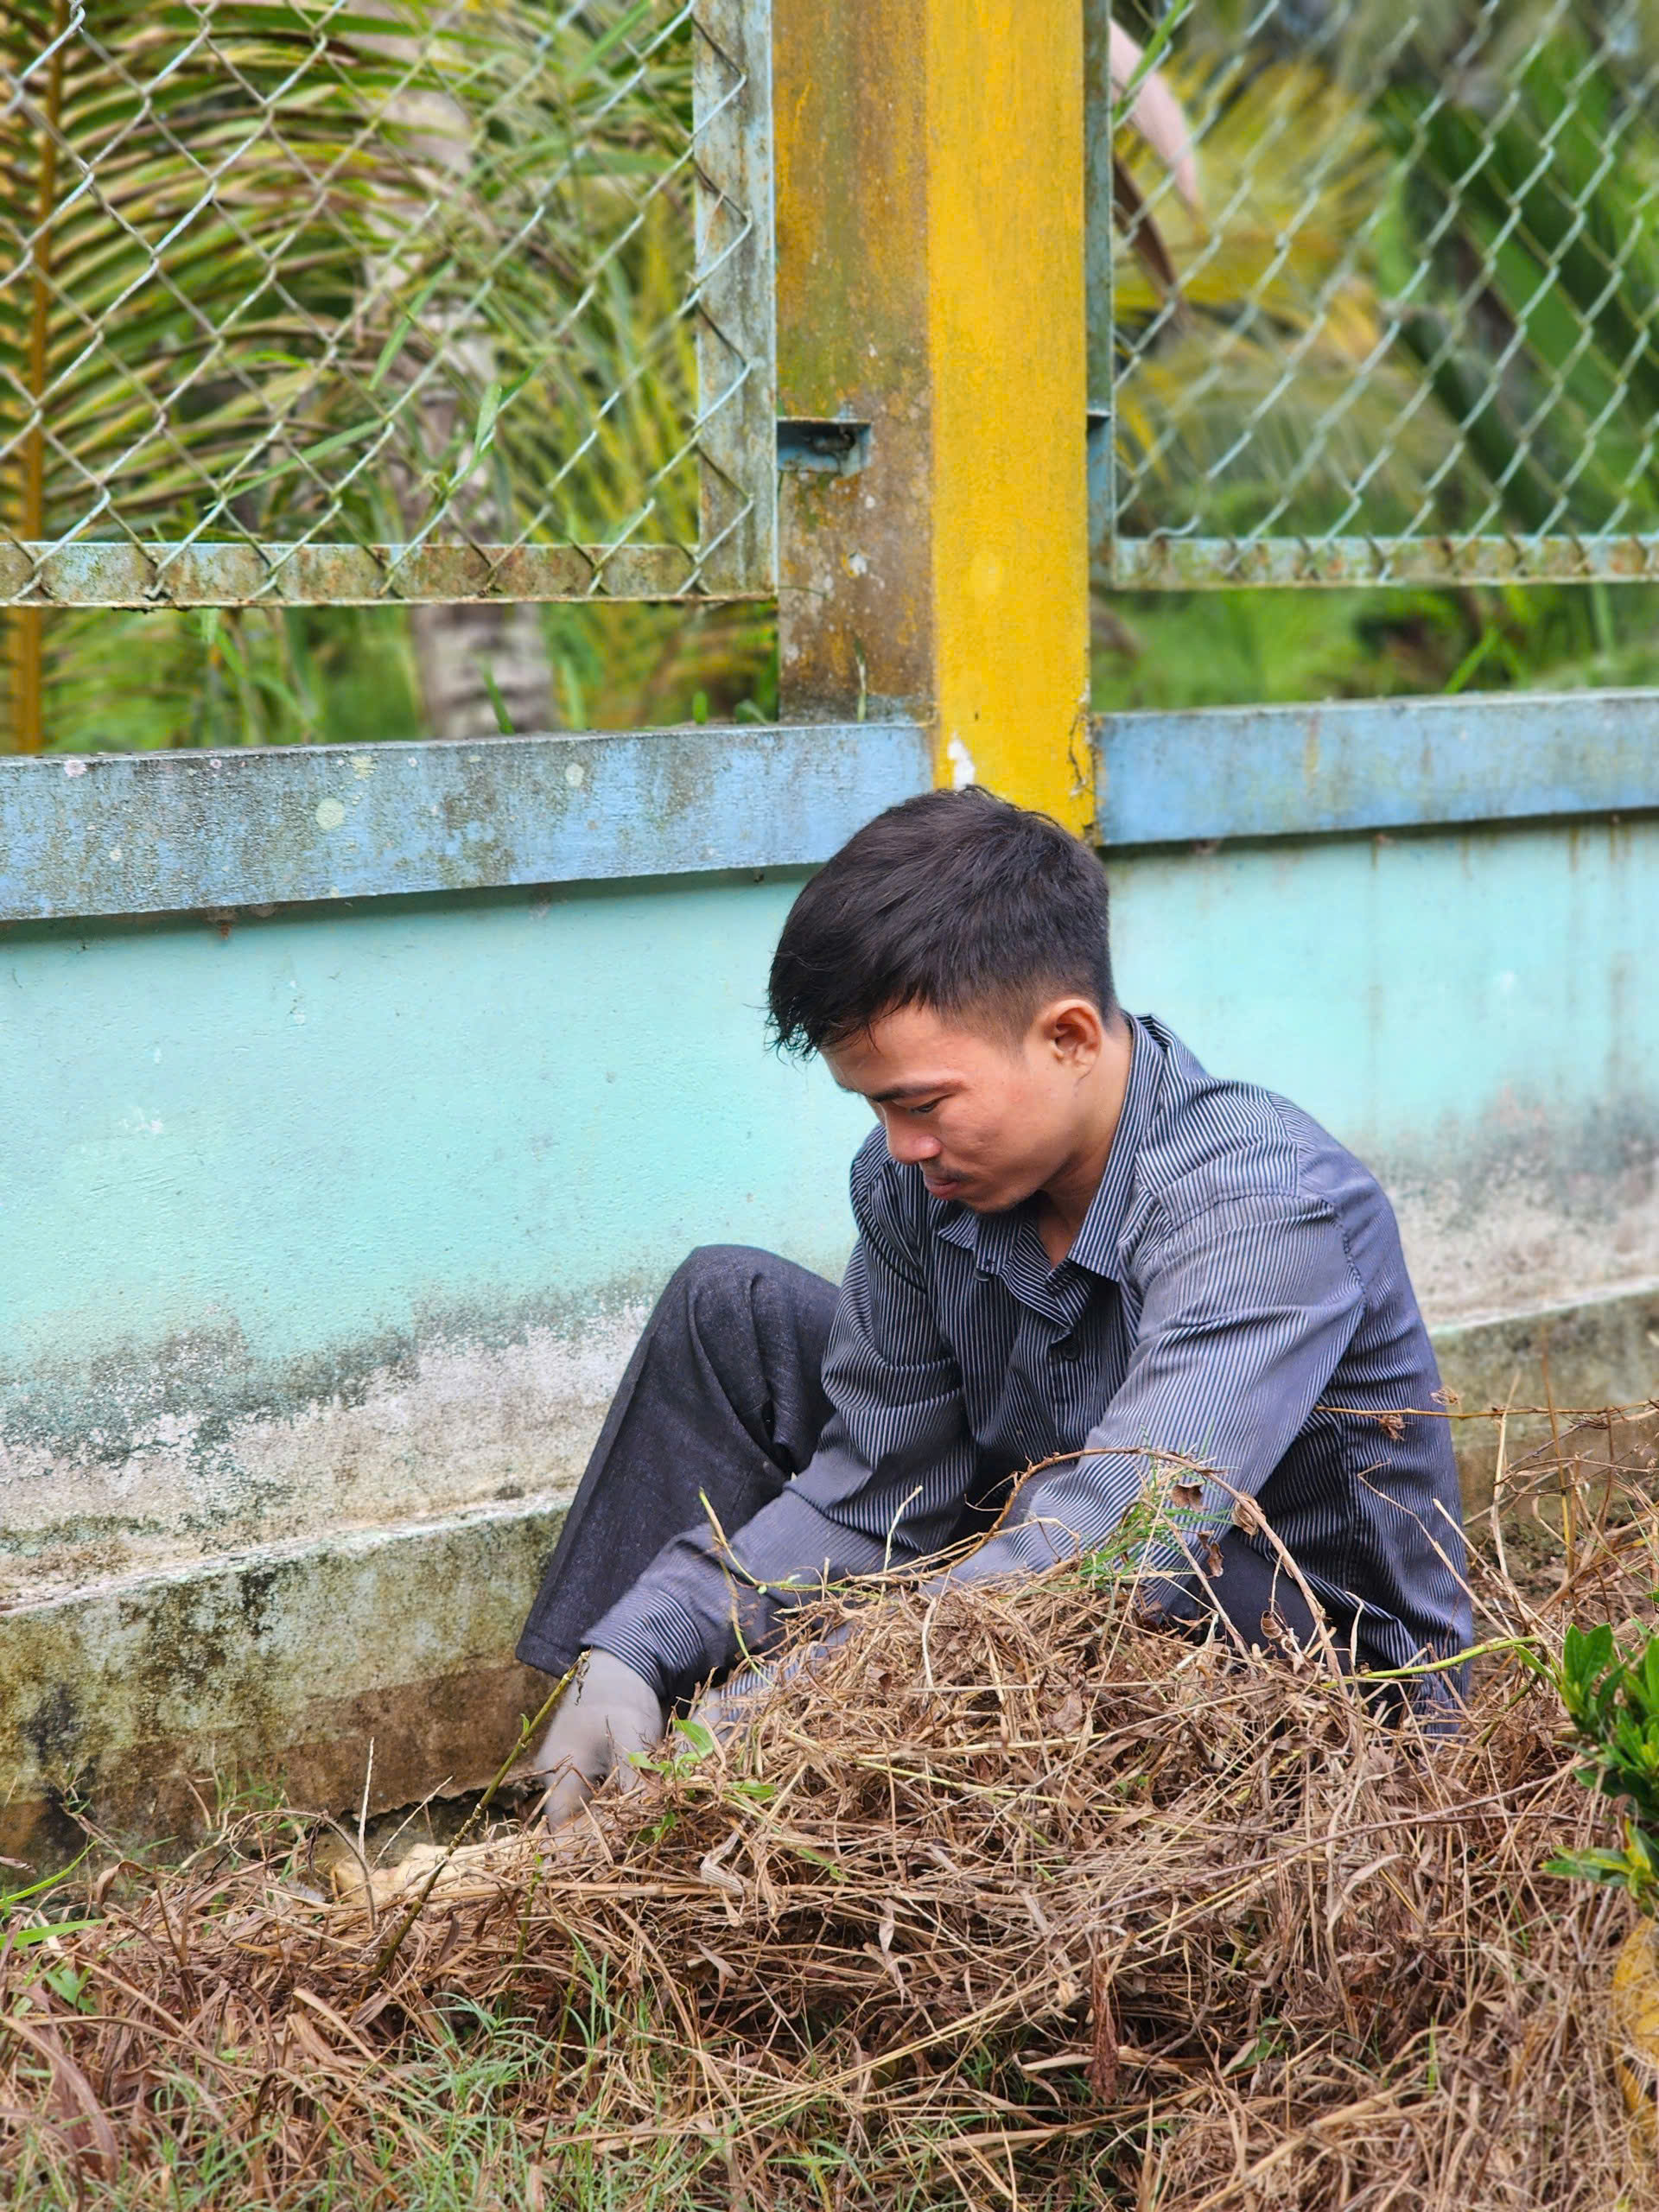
[777,419,872,475]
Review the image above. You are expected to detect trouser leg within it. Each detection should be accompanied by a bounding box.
[516,1245,840,1679]
[1157,1534,1414,1715]
[1155,1526,1336,1656]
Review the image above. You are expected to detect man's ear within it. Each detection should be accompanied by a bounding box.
[1040,996,1105,1069]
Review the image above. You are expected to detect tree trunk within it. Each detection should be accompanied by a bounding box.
[360,3,554,741]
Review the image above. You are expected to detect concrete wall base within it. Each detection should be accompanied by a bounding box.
[0,1502,561,1870]
[1430,1273,1659,1512]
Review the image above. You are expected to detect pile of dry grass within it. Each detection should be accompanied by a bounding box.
[5,1408,1659,2209]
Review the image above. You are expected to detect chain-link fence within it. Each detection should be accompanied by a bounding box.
[0,0,773,616]
[1094,0,1659,586]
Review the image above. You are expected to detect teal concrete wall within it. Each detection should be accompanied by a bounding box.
[1116,814,1654,1159]
[3,813,1655,1383]
[1110,815,1658,1316]
[0,873,871,1631]
[3,803,1655,1853]
[3,873,868,1374]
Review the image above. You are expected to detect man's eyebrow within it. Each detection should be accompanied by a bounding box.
[860,1079,955,1104]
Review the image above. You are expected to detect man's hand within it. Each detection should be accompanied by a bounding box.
[690,1615,862,1741]
[531,1648,665,1830]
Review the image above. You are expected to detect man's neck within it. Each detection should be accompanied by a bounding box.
[1033,1014,1135,1267]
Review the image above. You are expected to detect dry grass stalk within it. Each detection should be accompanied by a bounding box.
[4,1408,1659,2209]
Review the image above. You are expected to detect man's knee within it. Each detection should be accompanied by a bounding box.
[660,1244,785,1332]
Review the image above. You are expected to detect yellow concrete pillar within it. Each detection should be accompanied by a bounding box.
[924,3,1090,823]
[775,0,1092,833]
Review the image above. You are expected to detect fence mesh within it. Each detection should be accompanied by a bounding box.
[0,0,772,613]
[1096,0,1659,586]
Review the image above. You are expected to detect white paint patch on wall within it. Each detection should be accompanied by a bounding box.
[0,1305,648,1608]
[1392,1173,1659,1328]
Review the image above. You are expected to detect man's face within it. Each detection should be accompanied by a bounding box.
[823,999,1098,1214]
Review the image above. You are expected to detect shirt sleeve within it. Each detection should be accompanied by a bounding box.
[947,1191,1364,1590]
[584,1147,978,1700]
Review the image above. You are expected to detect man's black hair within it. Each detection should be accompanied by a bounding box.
[768,785,1116,1057]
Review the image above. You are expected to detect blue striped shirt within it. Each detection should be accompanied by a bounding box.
[588,1014,1472,1699]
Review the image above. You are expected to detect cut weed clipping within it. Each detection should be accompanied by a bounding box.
[3,1406,1658,2209]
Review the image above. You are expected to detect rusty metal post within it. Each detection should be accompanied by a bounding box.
[773,0,1090,833]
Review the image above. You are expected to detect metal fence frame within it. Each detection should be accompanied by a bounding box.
[1,0,1653,849]
[1091,0,1659,590]
[0,0,776,612]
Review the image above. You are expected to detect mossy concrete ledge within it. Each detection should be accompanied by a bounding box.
[0,1501,563,1871]
[0,722,931,923]
[1429,1273,1659,1513]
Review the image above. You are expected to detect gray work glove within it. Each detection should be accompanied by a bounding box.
[690,1615,862,1743]
[689,1573,1023,1742]
[531,1648,665,1831]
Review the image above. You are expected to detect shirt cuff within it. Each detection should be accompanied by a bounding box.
[582,1580,739,1705]
[582,1482,901,1703]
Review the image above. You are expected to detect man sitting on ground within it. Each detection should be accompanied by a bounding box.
[518,788,1471,1821]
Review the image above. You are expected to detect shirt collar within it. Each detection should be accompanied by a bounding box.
[937,1010,1163,1283]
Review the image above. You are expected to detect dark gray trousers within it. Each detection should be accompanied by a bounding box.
[516,1244,1324,1684]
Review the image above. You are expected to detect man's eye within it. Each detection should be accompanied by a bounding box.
[909,1100,941,1117]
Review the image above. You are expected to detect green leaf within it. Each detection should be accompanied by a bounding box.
[0,1847,91,1910]
[368,275,443,393]
[785,1840,849,1879]
[1553,1623,1659,1903]
[474,380,505,462]
[41,1963,92,2009]
[1545,1847,1637,1886]
[671,1716,717,1760]
[1,1918,101,1947]
[481,665,516,737]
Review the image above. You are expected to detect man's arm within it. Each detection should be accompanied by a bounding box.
[949,1191,1364,1587]
[583,1150,978,1700]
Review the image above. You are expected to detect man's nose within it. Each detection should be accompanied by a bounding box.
[883,1120,943,1164]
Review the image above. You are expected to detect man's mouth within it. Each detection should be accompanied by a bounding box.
[923,1170,965,1198]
